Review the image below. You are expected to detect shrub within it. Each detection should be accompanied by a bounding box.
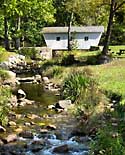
[61,54,75,66]
[19,47,38,59]
[61,69,94,102]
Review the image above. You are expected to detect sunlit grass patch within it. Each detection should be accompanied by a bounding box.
[89,59,125,97]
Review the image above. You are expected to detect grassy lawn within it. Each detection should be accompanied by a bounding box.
[88,59,125,97]
[109,45,125,52]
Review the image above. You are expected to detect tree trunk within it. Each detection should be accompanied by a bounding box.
[68,12,73,51]
[4,16,10,50]
[102,0,115,55]
[15,16,21,50]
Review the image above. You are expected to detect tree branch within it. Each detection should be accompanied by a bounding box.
[113,1,125,13]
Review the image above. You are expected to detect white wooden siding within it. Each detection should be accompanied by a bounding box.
[43,32,102,50]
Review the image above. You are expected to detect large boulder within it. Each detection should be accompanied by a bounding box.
[53,144,69,153]
[0,125,6,132]
[0,61,9,70]
[35,74,41,83]
[55,100,72,110]
[42,77,50,84]
[17,89,26,100]
[19,131,33,139]
[2,134,17,143]
[28,140,45,152]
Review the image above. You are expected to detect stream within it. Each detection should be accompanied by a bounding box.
[0,78,90,155]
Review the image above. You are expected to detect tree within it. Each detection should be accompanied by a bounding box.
[102,0,125,56]
[0,0,11,50]
[0,0,56,50]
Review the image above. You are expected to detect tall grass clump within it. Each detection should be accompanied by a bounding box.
[61,68,95,102]
[61,68,107,116]
[0,86,11,126]
[43,65,64,79]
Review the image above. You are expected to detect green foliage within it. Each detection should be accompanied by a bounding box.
[0,0,56,47]
[0,86,11,126]
[61,69,94,102]
[45,65,64,79]
[61,54,75,66]
[0,47,8,62]
[0,69,10,81]
[75,82,102,115]
[90,128,125,155]
[19,47,38,59]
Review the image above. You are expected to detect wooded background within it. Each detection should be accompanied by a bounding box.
[0,0,125,52]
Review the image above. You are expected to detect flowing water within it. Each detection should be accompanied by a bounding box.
[0,82,89,155]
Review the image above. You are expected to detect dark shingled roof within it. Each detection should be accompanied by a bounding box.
[42,26,104,33]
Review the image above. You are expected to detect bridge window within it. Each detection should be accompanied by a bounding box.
[56,37,61,41]
[84,36,89,41]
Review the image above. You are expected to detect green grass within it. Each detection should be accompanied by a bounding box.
[109,45,125,52]
[89,59,125,97]
[109,45,125,58]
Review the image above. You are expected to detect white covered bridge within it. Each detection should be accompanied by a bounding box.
[42,26,104,50]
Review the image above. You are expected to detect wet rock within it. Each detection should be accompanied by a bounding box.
[24,99,35,105]
[0,139,4,145]
[71,129,86,137]
[70,136,92,143]
[47,104,55,110]
[0,125,6,132]
[28,140,45,152]
[46,124,56,130]
[17,89,26,100]
[0,61,9,70]
[35,74,41,83]
[26,114,40,120]
[19,131,33,139]
[24,122,31,126]
[15,114,22,119]
[55,108,64,113]
[14,127,23,133]
[47,139,61,145]
[18,100,27,106]
[42,77,50,84]
[53,144,69,153]
[3,134,17,143]
[16,77,35,83]
[40,129,49,134]
[8,121,17,126]
[18,99,34,107]
[0,143,26,155]
[55,100,72,110]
